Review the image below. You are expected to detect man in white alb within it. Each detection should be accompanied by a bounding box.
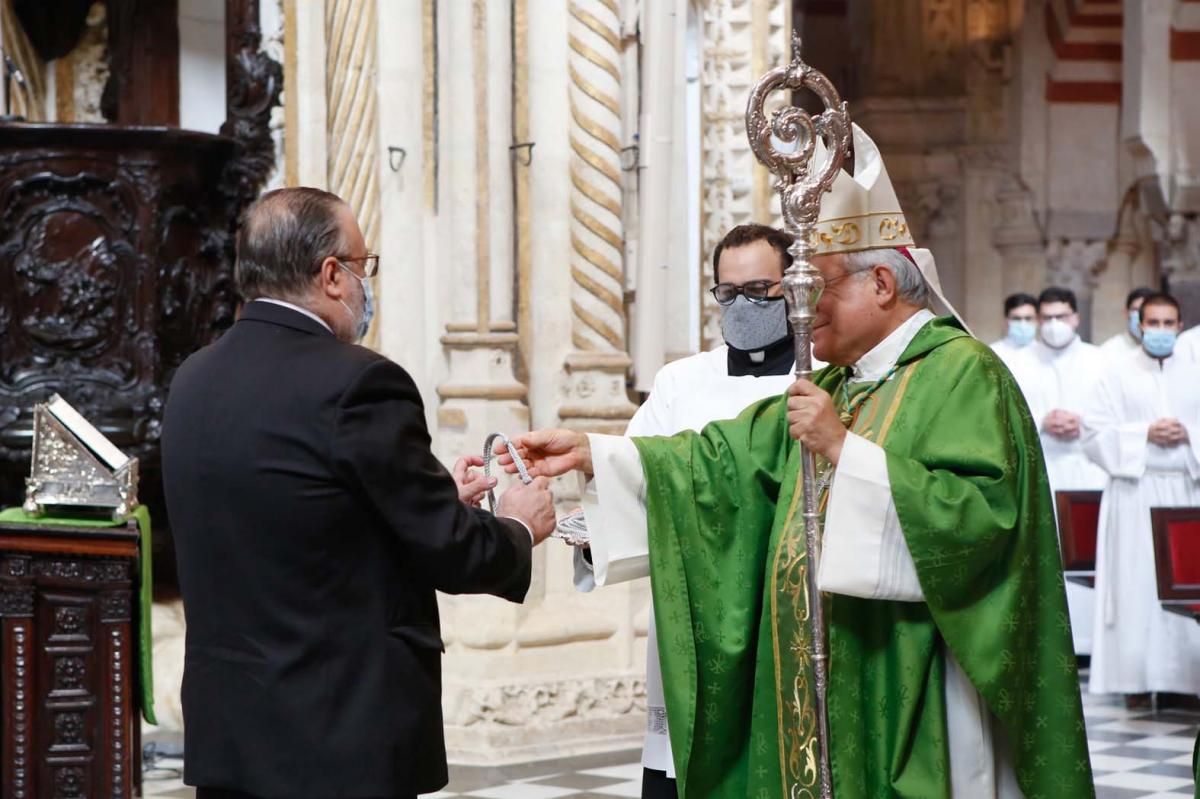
[1082,293,1200,704]
[1098,287,1155,358]
[1023,285,1107,654]
[989,292,1038,375]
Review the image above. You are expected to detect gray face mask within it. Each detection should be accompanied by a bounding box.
[720,296,789,351]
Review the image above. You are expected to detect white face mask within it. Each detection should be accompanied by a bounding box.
[1040,318,1076,349]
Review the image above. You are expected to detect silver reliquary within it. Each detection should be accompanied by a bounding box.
[23,394,139,520]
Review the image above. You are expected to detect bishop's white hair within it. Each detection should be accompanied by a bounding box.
[843,248,930,306]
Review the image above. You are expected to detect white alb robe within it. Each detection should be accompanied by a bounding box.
[1099,332,1139,359]
[578,311,1021,798]
[989,336,1035,378]
[1082,349,1200,695]
[1021,337,1107,654]
[573,346,794,778]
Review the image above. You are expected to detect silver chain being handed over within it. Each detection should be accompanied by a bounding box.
[481,432,590,547]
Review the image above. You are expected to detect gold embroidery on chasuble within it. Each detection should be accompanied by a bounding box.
[768,362,919,798]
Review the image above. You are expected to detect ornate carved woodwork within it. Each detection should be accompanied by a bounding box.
[0,124,237,568]
[0,519,141,799]
[222,0,284,207]
[0,0,282,592]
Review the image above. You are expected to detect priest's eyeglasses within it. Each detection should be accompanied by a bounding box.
[335,254,381,278]
[710,280,782,306]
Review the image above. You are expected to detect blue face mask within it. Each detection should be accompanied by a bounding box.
[1142,328,1176,358]
[1006,319,1036,347]
[337,262,375,341]
[1128,309,1141,341]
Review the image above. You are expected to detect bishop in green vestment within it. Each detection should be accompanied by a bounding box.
[505,260,1091,799]
[503,124,1092,798]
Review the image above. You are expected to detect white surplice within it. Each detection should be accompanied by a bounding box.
[577,310,1021,798]
[1082,348,1200,695]
[1021,336,1107,654]
[573,346,794,778]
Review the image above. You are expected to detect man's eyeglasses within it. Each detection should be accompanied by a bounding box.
[335,253,380,278]
[710,280,782,306]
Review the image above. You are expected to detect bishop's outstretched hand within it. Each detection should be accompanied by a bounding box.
[498,429,594,478]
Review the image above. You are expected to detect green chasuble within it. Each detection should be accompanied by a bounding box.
[633,316,1092,799]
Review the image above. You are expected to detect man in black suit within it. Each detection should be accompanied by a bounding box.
[162,187,556,799]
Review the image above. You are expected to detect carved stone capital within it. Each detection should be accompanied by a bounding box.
[1045,239,1109,294]
[558,352,636,434]
[1163,213,1200,277]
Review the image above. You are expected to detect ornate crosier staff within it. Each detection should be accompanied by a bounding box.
[745,33,850,799]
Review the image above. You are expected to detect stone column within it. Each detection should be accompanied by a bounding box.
[992,174,1049,303]
[433,0,528,460]
[1164,213,1200,328]
[1165,2,1200,326]
[558,0,637,433]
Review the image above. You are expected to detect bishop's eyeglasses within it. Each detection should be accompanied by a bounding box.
[709,280,782,306]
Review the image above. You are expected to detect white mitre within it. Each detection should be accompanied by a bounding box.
[811,123,969,331]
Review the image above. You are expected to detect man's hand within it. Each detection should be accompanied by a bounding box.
[1043,409,1082,440]
[452,455,496,507]
[1149,418,1189,447]
[787,379,848,464]
[499,429,593,477]
[496,477,557,545]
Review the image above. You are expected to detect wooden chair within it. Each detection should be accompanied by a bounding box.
[1151,507,1200,622]
[1056,490,1103,587]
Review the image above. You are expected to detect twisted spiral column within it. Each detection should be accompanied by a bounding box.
[560,0,635,431]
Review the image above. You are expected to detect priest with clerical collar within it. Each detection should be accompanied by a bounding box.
[501,123,1092,798]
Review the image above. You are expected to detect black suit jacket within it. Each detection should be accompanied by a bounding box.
[162,301,532,797]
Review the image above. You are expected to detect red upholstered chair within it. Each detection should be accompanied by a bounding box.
[1151,508,1200,624]
[1056,491,1102,587]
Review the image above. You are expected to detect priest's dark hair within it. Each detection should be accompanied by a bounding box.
[1125,286,1157,310]
[235,187,350,301]
[712,224,795,283]
[1037,286,1077,312]
[1139,292,1180,317]
[1004,292,1038,315]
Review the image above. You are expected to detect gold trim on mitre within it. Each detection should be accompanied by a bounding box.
[811,124,915,253]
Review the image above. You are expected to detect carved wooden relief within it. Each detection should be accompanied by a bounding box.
[1,522,139,798]
[0,0,282,595]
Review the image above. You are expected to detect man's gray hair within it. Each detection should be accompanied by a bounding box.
[235,187,349,301]
[844,248,930,306]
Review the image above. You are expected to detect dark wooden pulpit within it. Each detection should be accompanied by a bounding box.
[0,517,144,798]
[0,0,281,595]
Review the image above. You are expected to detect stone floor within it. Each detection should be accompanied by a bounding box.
[141,677,1198,799]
